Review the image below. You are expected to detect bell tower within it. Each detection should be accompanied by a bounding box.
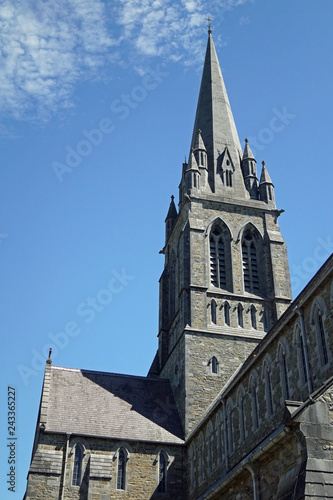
[149,29,292,436]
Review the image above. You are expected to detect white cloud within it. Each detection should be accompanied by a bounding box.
[0,0,252,122]
[0,0,116,121]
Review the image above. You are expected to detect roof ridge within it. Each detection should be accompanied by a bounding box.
[51,365,171,382]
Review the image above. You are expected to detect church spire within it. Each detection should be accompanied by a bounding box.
[190,31,246,196]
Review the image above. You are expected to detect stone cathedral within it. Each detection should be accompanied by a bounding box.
[25,30,333,500]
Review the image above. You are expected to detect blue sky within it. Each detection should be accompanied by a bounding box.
[1,0,332,497]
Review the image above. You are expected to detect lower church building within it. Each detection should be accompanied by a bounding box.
[25,28,333,500]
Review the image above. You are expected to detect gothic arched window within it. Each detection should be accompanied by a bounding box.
[210,356,218,374]
[209,221,232,291]
[189,444,195,490]
[295,324,308,385]
[263,360,274,417]
[249,374,259,431]
[242,229,260,294]
[237,388,246,443]
[250,305,257,329]
[211,300,217,324]
[210,227,226,288]
[224,301,230,326]
[226,402,234,455]
[198,434,204,483]
[206,423,213,473]
[157,451,167,493]
[72,444,83,486]
[313,302,329,366]
[216,412,223,463]
[117,448,127,491]
[237,303,244,328]
[278,342,290,400]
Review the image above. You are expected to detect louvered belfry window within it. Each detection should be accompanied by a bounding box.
[242,232,259,293]
[210,226,226,288]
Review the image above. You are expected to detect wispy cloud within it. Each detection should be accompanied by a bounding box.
[0,0,251,122]
[0,0,117,121]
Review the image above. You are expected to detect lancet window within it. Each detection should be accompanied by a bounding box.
[278,342,290,400]
[295,324,308,385]
[313,302,329,366]
[117,448,127,491]
[209,221,232,291]
[72,444,83,486]
[157,451,167,493]
[263,360,274,417]
[242,230,260,294]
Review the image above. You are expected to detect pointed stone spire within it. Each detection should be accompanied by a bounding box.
[193,129,207,152]
[165,195,178,242]
[187,148,199,171]
[190,31,246,197]
[166,195,178,219]
[259,161,275,206]
[242,138,255,161]
[259,161,273,185]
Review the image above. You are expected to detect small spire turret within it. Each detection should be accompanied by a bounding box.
[193,129,208,188]
[165,195,178,242]
[241,138,258,199]
[184,148,200,193]
[259,161,275,206]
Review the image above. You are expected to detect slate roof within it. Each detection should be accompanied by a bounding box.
[44,366,184,444]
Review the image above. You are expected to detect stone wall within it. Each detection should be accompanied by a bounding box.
[186,266,332,499]
[26,433,184,500]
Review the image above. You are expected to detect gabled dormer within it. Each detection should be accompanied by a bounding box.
[217,147,235,189]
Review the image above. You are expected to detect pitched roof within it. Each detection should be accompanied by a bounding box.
[44,366,184,444]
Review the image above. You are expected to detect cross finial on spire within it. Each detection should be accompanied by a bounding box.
[171,195,174,202]
[206,16,213,34]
